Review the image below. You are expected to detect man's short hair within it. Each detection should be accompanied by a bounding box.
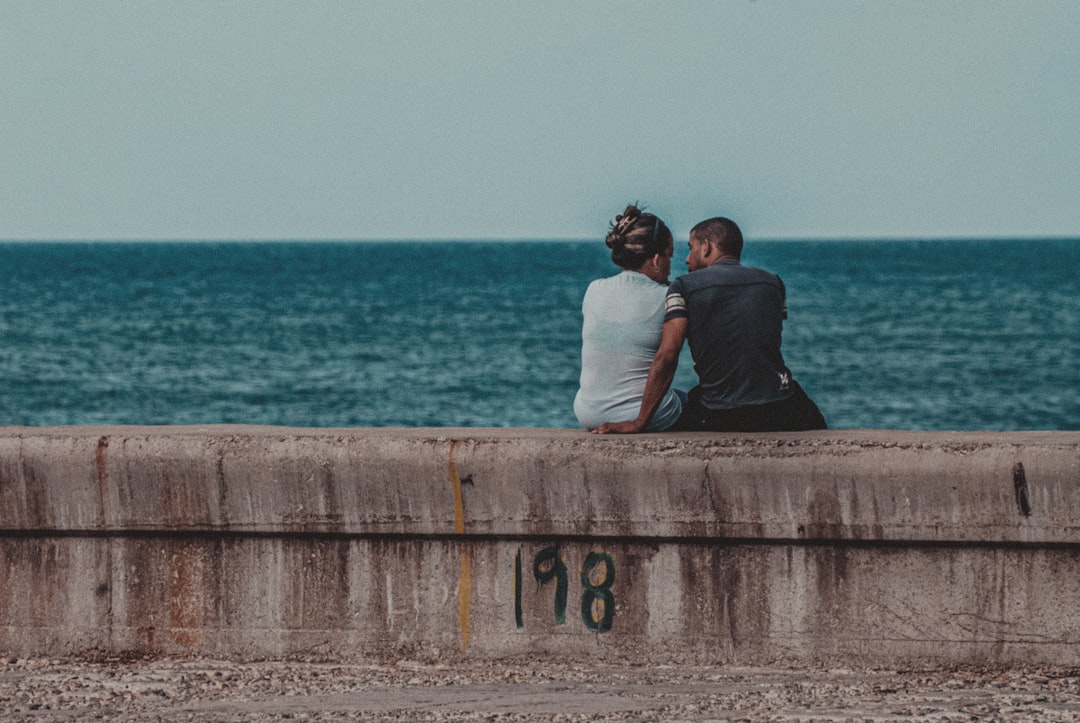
[690,217,743,259]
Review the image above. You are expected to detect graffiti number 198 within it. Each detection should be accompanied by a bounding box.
[514,546,615,633]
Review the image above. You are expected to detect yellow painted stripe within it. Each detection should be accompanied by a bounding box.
[449,442,470,651]
[457,548,472,652]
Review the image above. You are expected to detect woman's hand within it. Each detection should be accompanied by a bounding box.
[592,420,645,434]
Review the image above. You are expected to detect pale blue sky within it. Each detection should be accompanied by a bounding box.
[2,1,1078,240]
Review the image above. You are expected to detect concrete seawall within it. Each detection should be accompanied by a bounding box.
[2,426,1079,667]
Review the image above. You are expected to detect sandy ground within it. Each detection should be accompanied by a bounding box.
[3,656,1080,722]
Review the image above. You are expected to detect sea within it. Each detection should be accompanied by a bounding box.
[1,239,1077,431]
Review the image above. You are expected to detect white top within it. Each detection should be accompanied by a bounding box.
[573,271,683,431]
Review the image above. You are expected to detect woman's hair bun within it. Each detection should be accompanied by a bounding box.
[606,204,644,249]
[603,203,671,271]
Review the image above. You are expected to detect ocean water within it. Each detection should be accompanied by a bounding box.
[1,239,1077,431]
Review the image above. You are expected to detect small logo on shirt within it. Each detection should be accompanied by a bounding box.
[778,372,791,391]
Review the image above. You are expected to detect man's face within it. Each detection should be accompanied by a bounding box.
[656,238,673,283]
[685,233,711,272]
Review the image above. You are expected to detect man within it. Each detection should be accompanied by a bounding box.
[595,216,825,433]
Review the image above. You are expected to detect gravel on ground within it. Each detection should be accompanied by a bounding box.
[2,656,1080,722]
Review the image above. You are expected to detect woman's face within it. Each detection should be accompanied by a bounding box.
[642,238,674,284]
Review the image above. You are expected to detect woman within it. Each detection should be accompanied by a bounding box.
[573,205,684,431]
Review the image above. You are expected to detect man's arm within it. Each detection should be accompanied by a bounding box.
[593,317,688,434]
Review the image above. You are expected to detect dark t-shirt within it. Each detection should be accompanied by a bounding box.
[664,260,794,410]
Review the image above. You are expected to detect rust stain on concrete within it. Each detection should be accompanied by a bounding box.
[167,548,201,646]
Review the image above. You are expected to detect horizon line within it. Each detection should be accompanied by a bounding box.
[2,234,1079,244]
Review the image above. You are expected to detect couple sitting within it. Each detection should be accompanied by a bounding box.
[574,205,826,434]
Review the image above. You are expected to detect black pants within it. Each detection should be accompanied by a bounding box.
[674,382,827,432]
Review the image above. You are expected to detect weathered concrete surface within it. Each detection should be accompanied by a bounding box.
[1,426,1079,667]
